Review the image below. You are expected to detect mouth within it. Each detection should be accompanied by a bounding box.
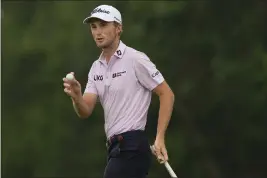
[96,37,104,42]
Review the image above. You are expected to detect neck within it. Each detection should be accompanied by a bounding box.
[102,39,120,63]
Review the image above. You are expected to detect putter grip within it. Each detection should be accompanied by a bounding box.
[164,161,178,178]
[150,145,178,178]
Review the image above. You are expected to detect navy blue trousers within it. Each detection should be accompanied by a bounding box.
[104,130,152,178]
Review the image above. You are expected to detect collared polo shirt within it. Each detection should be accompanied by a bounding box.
[84,41,164,139]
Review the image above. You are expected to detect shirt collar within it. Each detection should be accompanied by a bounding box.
[114,40,126,59]
[98,40,126,62]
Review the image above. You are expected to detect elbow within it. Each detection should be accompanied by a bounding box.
[78,115,88,119]
[170,90,175,103]
[159,89,175,104]
[77,112,91,119]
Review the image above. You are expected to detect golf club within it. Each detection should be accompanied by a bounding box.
[150,145,178,178]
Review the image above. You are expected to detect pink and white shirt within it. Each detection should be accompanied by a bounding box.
[84,41,164,139]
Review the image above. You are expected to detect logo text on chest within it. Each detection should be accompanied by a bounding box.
[112,71,126,78]
[94,75,103,81]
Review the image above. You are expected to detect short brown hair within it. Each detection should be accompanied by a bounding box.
[113,22,123,36]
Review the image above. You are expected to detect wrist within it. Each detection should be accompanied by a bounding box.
[156,132,165,141]
[72,95,83,104]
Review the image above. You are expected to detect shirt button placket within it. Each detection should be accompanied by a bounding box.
[103,64,109,100]
[105,63,111,87]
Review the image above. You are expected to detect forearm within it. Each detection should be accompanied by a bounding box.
[72,97,91,119]
[156,92,175,139]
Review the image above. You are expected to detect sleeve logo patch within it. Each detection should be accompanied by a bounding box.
[151,71,160,78]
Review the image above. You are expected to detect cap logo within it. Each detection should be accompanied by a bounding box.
[114,16,121,22]
[91,8,110,15]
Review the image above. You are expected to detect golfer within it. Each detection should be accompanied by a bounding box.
[63,4,175,178]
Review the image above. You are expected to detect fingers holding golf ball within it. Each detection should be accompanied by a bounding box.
[66,73,75,80]
[63,72,79,87]
[63,72,75,86]
[63,72,82,99]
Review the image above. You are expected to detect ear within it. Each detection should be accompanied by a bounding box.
[117,24,123,35]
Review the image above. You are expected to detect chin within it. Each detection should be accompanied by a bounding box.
[97,44,107,48]
[96,41,112,49]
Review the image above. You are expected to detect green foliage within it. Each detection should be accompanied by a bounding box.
[2,1,267,178]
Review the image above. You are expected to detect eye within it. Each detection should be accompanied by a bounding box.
[90,24,96,29]
[100,22,107,27]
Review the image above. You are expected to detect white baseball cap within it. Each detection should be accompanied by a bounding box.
[83,5,122,24]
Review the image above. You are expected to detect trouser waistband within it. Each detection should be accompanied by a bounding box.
[106,130,145,148]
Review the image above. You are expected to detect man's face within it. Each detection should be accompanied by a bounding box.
[89,19,121,49]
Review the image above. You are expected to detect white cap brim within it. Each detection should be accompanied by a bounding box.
[83,13,115,24]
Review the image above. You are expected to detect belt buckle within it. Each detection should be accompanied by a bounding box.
[106,134,124,148]
[117,135,123,142]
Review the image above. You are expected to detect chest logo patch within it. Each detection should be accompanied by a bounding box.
[112,71,126,78]
[94,75,103,81]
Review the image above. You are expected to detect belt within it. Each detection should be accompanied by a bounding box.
[106,134,124,148]
[106,130,144,148]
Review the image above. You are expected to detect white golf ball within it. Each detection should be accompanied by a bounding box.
[66,73,74,80]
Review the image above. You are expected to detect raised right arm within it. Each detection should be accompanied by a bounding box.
[71,93,97,119]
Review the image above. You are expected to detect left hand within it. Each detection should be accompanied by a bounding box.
[151,137,168,164]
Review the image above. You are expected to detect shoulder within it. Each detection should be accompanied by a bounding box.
[88,58,101,75]
[124,46,151,62]
[89,60,97,70]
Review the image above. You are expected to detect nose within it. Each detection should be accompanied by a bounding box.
[94,27,102,36]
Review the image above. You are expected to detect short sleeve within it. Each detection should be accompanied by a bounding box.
[84,62,98,95]
[134,53,164,91]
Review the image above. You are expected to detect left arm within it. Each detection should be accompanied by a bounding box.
[153,81,175,141]
[133,53,175,163]
[152,81,175,163]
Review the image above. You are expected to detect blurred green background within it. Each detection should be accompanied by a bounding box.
[2,1,267,178]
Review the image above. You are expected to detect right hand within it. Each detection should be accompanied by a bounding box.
[63,72,82,101]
